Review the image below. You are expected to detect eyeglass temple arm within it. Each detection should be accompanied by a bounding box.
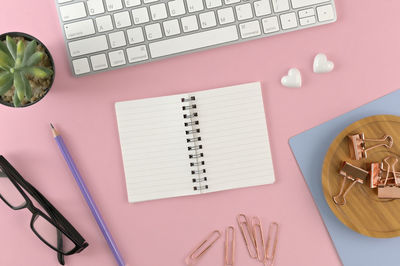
[57,230,65,265]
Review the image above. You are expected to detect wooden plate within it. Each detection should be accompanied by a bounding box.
[322,115,400,238]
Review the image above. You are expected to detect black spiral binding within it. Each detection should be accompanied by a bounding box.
[182,96,208,192]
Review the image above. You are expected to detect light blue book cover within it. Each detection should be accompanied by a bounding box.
[289,89,400,266]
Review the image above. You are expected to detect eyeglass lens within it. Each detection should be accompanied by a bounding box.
[0,167,27,209]
[32,214,77,253]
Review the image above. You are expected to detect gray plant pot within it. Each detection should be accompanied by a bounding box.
[0,32,55,108]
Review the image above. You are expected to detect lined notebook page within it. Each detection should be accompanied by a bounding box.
[194,82,275,193]
[115,94,196,203]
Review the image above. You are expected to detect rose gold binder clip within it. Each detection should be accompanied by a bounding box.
[224,226,235,266]
[374,157,400,199]
[264,222,279,266]
[348,133,393,160]
[185,230,221,265]
[236,214,257,259]
[370,156,400,188]
[252,216,266,262]
[333,161,369,205]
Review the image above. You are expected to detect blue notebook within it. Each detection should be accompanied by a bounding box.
[289,89,400,266]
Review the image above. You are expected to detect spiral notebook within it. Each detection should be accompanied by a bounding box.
[115,82,275,203]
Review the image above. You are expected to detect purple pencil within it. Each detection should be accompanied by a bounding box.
[51,124,125,266]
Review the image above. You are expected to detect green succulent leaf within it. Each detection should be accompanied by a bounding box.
[22,40,37,65]
[13,89,21,107]
[21,73,32,100]
[0,41,12,58]
[25,52,43,67]
[24,66,53,78]
[0,72,13,95]
[0,50,14,70]
[15,40,25,67]
[14,71,25,101]
[6,36,17,60]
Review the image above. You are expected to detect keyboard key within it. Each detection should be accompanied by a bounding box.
[68,35,109,57]
[132,7,150,24]
[163,20,181,36]
[114,11,132,28]
[150,3,168,20]
[225,0,240,4]
[271,0,289,12]
[199,11,217,29]
[291,0,329,9]
[239,20,261,38]
[108,50,126,67]
[236,3,253,21]
[64,19,95,40]
[145,23,163,40]
[105,0,123,11]
[144,0,159,3]
[317,4,334,22]
[127,45,149,62]
[60,2,87,22]
[299,16,316,25]
[72,58,90,75]
[127,28,145,44]
[90,54,108,71]
[280,12,298,29]
[254,0,271,17]
[87,0,105,15]
[149,25,238,58]
[168,0,186,16]
[298,8,314,18]
[217,7,234,25]
[96,15,114,32]
[262,16,279,33]
[109,31,127,48]
[58,0,73,3]
[206,0,222,9]
[181,15,199,32]
[124,0,141,7]
[187,0,204,13]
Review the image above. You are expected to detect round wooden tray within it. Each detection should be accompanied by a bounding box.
[322,115,400,238]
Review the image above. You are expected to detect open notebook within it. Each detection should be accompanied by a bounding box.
[115,82,275,203]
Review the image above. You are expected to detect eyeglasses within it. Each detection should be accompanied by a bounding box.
[0,156,88,264]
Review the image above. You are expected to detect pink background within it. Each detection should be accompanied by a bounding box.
[1,1,400,265]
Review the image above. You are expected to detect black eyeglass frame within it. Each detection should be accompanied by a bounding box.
[0,156,88,256]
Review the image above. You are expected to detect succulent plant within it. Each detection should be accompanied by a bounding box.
[0,36,53,107]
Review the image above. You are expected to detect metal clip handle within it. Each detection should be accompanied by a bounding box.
[381,156,399,186]
[333,176,361,205]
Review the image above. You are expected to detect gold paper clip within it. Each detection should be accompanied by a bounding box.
[237,214,257,258]
[333,161,368,205]
[185,230,221,266]
[252,216,266,262]
[264,222,279,266]
[224,226,235,266]
[348,133,393,160]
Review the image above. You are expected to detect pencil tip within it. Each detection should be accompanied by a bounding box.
[50,123,54,129]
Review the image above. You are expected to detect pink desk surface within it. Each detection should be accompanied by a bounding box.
[1,1,400,265]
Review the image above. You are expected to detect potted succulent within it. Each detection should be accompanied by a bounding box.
[0,32,55,107]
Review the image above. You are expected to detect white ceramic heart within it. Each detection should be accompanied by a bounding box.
[313,53,334,73]
[281,68,302,88]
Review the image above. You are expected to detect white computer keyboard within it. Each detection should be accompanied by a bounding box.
[55,0,336,76]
